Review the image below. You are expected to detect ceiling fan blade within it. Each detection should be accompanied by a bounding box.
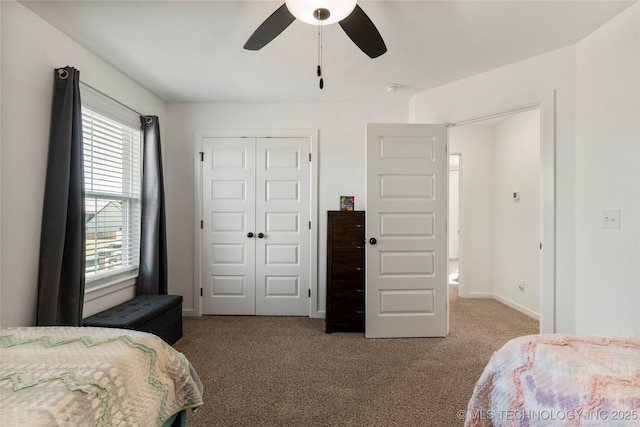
[244,3,296,50]
[339,4,387,58]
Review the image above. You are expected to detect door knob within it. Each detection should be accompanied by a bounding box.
[257,233,265,238]
[247,232,254,238]
[369,237,377,245]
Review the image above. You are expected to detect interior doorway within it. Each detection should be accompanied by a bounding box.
[448,154,461,286]
[448,109,541,326]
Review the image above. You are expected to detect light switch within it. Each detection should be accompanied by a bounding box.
[602,209,621,229]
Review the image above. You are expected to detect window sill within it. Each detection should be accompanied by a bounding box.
[84,272,138,302]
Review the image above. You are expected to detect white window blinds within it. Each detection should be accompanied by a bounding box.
[82,107,141,282]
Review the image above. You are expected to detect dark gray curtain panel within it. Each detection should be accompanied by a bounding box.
[137,116,168,295]
[37,67,86,326]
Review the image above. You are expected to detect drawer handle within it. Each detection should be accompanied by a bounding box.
[356,245,365,249]
[356,224,364,228]
[355,289,364,293]
[355,267,364,271]
[356,310,365,314]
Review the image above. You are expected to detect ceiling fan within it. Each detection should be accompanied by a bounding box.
[244,0,387,59]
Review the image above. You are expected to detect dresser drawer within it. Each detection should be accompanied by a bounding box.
[329,249,365,281]
[330,220,364,248]
[329,285,364,323]
[330,281,365,299]
[330,294,364,326]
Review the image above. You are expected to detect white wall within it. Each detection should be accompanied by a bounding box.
[164,102,408,316]
[449,125,495,297]
[0,1,166,326]
[492,110,540,317]
[574,3,640,335]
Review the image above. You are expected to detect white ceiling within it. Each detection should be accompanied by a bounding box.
[20,0,636,103]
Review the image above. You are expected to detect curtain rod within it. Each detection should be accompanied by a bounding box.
[79,81,145,117]
[447,105,539,128]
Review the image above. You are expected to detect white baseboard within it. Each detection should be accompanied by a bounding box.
[492,294,539,320]
[465,292,493,298]
[460,291,539,321]
[181,308,322,318]
[182,308,196,317]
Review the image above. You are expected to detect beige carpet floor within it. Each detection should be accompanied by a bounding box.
[174,286,538,427]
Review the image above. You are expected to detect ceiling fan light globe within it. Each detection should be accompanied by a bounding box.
[285,0,357,25]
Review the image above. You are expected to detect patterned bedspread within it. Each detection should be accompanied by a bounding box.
[0,327,203,426]
[465,334,640,427]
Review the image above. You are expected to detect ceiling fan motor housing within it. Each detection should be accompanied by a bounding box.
[285,0,357,25]
[314,8,330,21]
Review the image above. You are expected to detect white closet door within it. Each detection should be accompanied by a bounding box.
[201,136,310,316]
[255,138,310,315]
[202,137,256,315]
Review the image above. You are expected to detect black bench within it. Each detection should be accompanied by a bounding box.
[83,295,183,345]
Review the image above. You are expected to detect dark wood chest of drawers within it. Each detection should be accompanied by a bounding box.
[325,211,365,333]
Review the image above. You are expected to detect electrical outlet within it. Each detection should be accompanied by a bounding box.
[518,280,525,291]
[602,209,621,229]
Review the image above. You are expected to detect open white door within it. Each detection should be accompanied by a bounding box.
[365,123,448,338]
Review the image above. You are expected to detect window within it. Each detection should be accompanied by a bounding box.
[82,106,141,287]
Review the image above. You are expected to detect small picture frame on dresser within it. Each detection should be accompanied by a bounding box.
[339,195,354,211]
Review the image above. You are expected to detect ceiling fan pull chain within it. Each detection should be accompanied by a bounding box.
[317,12,321,76]
[317,12,324,90]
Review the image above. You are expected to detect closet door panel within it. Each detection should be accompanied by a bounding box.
[255,138,310,316]
[202,137,256,315]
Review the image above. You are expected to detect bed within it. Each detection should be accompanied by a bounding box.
[465,334,640,426]
[0,326,204,427]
